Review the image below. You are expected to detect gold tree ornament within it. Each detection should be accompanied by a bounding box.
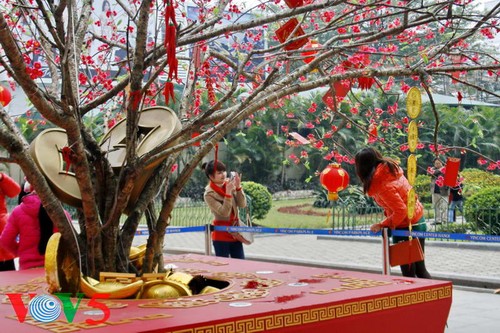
[407,154,417,186]
[407,120,418,153]
[406,87,422,119]
[44,232,81,295]
[407,188,416,220]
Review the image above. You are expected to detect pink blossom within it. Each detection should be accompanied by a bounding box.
[477,157,487,165]
[314,140,324,149]
[266,130,274,136]
[305,122,315,129]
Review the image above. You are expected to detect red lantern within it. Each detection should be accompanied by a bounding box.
[0,85,12,107]
[320,163,350,200]
[301,40,321,64]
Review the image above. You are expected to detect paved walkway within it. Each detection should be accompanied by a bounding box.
[133,231,500,289]
[132,230,500,332]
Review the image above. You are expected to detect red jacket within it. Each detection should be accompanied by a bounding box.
[367,163,423,229]
[0,173,21,261]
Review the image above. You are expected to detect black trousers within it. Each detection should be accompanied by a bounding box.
[0,259,15,271]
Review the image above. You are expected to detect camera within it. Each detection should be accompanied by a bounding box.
[229,171,236,180]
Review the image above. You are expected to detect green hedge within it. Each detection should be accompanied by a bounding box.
[241,181,272,220]
[461,168,500,198]
[414,174,432,204]
[464,186,500,235]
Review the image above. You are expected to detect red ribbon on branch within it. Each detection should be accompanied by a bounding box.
[163,0,178,103]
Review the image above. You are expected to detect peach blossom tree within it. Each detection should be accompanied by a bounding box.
[0,0,498,278]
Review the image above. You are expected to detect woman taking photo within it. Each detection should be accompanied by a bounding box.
[202,160,247,259]
[355,147,431,279]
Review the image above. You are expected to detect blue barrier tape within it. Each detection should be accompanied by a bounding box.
[134,225,500,243]
[135,226,205,236]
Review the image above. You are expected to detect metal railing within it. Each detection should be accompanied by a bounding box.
[165,200,499,241]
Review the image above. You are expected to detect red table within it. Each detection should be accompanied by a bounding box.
[0,254,452,332]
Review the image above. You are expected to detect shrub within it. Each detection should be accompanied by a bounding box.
[241,181,272,220]
[313,186,380,215]
[464,186,500,235]
[414,174,432,204]
[461,168,500,198]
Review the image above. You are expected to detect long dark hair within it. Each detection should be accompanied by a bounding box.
[354,147,399,194]
[201,160,227,178]
[38,205,55,255]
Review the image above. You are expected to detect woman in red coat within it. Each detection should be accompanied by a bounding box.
[355,147,431,279]
[0,172,21,271]
[0,182,68,270]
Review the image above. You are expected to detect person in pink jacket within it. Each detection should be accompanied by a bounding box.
[0,172,21,271]
[355,147,431,279]
[0,182,68,270]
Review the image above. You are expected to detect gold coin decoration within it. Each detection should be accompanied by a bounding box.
[407,154,417,186]
[406,87,422,119]
[407,188,416,220]
[407,120,418,153]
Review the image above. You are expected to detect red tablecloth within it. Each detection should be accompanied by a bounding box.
[0,254,452,332]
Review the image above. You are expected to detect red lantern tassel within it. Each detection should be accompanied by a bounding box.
[129,90,142,109]
[60,146,74,175]
[163,81,175,104]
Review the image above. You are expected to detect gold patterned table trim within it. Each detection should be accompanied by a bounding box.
[166,285,452,333]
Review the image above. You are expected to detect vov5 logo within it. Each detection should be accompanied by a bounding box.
[6,293,110,324]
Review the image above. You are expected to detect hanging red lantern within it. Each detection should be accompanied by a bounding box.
[301,40,321,64]
[320,163,350,200]
[0,85,12,107]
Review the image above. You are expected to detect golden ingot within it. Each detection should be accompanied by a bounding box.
[406,87,422,119]
[200,286,220,295]
[45,232,62,294]
[407,188,416,220]
[407,120,418,153]
[164,280,192,296]
[80,275,143,299]
[167,272,194,285]
[129,244,147,270]
[138,280,182,299]
[407,154,417,186]
[44,232,80,295]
